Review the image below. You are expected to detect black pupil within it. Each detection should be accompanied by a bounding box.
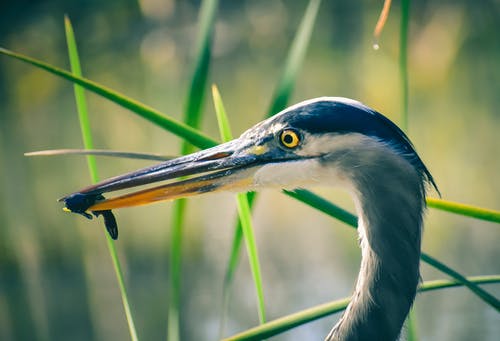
[283,133,294,144]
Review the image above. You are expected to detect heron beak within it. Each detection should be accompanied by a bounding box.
[61,139,268,214]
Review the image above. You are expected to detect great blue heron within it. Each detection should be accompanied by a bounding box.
[62,97,438,340]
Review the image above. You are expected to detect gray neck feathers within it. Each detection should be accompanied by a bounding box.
[324,138,425,341]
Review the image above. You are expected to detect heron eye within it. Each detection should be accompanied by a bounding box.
[279,129,301,149]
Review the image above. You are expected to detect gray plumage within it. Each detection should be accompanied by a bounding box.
[323,133,427,340]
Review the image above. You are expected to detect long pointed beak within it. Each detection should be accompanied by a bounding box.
[61,139,269,214]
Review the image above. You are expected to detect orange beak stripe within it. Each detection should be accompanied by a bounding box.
[88,176,253,211]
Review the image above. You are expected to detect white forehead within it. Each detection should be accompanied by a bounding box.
[274,97,365,117]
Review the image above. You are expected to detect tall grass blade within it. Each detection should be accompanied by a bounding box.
[168,198,186,341]
[65,19,98,182]
[267,0,321,117]
[235,196,267,324]
[213,85,267,326]
[222,275,500,341]
[220,0,322,330]
[427,198,500,223]
[64,16,139,341]
[406,310,418,341]
[168,0,218,339]
[421,253,500,310]
[212,85,233,142]
[219,191,256,336]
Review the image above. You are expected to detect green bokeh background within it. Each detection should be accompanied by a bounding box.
[0,0,499,340]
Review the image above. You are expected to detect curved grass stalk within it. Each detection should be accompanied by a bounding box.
[222,275,500,341]
[64,16,138,341]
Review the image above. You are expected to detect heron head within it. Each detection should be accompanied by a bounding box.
[62,97,437,215]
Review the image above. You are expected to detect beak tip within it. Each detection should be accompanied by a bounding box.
[62,192,106,219]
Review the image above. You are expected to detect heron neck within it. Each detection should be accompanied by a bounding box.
[326,147,425,340]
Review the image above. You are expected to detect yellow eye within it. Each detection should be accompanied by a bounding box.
[279,129,301,149]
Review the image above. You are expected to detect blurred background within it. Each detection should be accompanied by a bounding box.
[0,0,499,340]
